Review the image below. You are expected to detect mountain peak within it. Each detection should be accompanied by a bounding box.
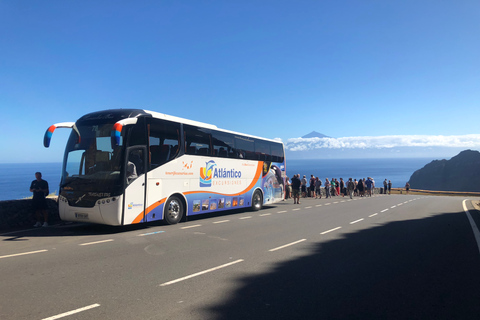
[302,131,329,139]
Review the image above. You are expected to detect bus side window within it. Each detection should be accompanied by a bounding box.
[211,130,235,158]
[235,136,255,160]
[255,140,271,162]
[184,125,212,156]
[149,119,180,168]
[271,143,285,162]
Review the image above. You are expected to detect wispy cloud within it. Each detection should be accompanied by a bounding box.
[285,134,480,151]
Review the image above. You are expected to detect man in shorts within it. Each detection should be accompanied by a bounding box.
[291,174,301,204]
[30,172,49,227]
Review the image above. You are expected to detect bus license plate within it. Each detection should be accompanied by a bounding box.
[75,213,89,220]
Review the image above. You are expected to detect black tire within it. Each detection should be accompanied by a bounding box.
[251,190,263,211]
[164,196,184,225]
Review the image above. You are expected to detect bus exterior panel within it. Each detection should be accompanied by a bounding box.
[126,156,284,224]
[46,109,285,226]
[58,195,124,225]
[151,157,255,221]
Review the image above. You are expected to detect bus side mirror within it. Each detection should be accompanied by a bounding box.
[111,118,138,148]
[44,122,78,148]
[111,123,123,148]
[44,125,56,148]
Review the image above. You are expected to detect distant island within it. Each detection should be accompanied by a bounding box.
[302,131,330,139]
[408,149,480,192]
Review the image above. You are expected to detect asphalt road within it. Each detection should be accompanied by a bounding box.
[1,194,480,320]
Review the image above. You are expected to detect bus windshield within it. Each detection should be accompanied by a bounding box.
[62,123,124,196]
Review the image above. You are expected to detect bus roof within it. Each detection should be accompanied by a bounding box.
[145,110,283,145]
[78,109,283,145]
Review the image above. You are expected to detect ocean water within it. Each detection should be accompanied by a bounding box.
[0,163,63,201]
[0,158,431,201]
[285,158,432,189]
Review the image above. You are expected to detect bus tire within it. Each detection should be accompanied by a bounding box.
[164,195,184,225]
[251,190,263,211]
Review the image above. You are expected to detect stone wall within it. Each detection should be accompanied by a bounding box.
[0,198,60,231]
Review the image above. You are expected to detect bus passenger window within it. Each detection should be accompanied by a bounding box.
[149,119,180,168]
[184,125,212,156]
[235,136,255,160]
[212,130,235,158]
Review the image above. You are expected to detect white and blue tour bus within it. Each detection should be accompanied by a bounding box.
[44,109,286,225]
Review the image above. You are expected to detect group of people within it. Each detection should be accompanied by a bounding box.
[285,175,394,202]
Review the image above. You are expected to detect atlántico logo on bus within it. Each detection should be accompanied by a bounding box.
[200,160,216,187]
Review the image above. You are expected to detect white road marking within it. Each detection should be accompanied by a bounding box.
[292,208,301,211]
[269,239,307,252]
[369,213,378,217]
[463,200,480,255]
[42,303,100,320]
[277,211,287,213]
[350,218,364,224]
[180,224,202,229]
[0,249,48,260]
[213,220,230,224]
[391,206,397,209]
[239,216,252,220]
[381,209,389,213]
[325,203,331,206]
[305,206,312,209]
[320,227,342,235]
[333,202,339,204]
[315,204,322,207]
[259,213,272,216]
[79,239,114,246]
[160,259,244,286]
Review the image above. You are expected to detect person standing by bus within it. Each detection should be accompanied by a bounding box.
[365,177,373,197]
[315,177,322,199]
[347,178,355,199]
[291,174,301,204]
[301,175,307,198]
[30,172,49,227]
[309,175,316,198]
[325,178,331,198]
[284,177,291,200]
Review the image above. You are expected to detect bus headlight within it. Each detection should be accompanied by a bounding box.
[98,197,117,205]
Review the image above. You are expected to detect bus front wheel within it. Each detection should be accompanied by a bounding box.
[251,190,263,211]
[164,196,184,225]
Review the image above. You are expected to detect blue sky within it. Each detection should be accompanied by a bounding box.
[1,1,479,163]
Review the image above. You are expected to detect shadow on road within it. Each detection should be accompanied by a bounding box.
[206,210,480,320]
[0,206,279,239]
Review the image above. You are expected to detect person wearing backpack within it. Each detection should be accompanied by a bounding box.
[347,178,355,199]
[315,177,322,199]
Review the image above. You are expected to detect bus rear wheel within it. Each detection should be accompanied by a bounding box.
[164,196,184,225]
[251,190,263,211]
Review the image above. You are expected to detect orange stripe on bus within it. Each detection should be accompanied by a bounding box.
[131,198,167,224]
[131,161,263,223]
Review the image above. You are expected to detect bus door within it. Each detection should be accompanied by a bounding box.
[123,147,147,224]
